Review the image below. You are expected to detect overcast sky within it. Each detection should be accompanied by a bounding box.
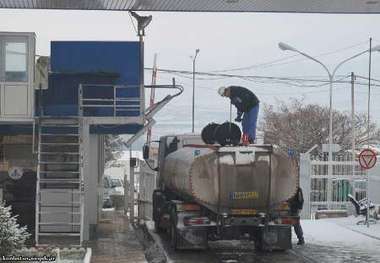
[1,9,380,140]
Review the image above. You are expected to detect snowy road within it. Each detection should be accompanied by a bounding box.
[148,218,380,263]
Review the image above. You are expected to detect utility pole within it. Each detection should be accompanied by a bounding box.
[191,49,200,133]
[351,72,356,157]
[366,38,373,228]
[146,54,158,145]
[351,72,356,199]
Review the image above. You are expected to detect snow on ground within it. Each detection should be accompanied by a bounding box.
[145,218,380,262]
[329,216,380,240]
[301,217,380,252]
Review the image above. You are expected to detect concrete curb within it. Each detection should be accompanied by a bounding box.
[83,248,92,263]
[134,222,168,263]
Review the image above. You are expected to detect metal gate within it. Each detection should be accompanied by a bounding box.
[300,151,367,219]
[137,161,157,222]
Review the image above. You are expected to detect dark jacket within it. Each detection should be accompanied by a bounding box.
[229,86,259,113]
[289,187,304,214]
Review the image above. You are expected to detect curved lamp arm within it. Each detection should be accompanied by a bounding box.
[278,42,331,79]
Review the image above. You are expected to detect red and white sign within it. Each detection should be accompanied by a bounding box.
[358,149,377,170]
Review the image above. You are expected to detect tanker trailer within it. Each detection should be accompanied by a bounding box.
[145,134,299,251]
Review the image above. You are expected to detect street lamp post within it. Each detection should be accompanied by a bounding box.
[278,42,380,209]
[192,49,200,133]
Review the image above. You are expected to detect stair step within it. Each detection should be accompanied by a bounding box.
[39,171,80,174]
[41,133,79,136]
[39,202,81,206]
[40,152,80,155]
[39,211,81,215]
[39,162,80,165]
[38,232,80,237]
[39,179,80,182]
[39,189,81,194]
[40,123,79,127]
[40,143,80,145]
[39,179,80,183]
[39,222,81,226]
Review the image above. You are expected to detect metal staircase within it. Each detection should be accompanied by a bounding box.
[35,118,84,246]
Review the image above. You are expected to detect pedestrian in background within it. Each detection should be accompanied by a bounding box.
[289,187,305,245]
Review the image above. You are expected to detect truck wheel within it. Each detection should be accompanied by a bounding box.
[154,220,164,233]
[254,238,263,251]
[170,222,178,250]
[152,190,162,221]
[170,206,178,250]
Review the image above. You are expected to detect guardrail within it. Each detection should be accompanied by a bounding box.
[79,84,141,117]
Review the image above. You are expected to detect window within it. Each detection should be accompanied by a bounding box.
[5,41,27,82]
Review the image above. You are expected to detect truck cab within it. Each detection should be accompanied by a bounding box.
[157,134,204,185]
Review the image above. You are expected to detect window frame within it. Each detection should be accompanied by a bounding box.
[0,35,29,83]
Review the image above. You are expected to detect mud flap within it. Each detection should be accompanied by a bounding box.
[255,225,292,251]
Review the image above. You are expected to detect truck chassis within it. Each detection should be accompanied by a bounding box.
[153,189,294,251]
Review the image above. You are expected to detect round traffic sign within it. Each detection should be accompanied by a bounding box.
[358,149,377,170]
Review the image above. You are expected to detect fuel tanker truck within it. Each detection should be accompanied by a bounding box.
[143,122,299,251]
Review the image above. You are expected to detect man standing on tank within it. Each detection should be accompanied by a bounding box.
[289,187,305,245]
[218,86,259,144]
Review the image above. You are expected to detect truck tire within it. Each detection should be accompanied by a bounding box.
[254,239,263,251]
[169,205,179,250]
[153,190,165,233]
[154,220,164,233]
[170,221,178,250]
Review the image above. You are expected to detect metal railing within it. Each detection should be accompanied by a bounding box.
[301,151,368,218]
[79,84,141,117]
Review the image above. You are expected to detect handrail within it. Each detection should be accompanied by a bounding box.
[78,84,141,117]
[78,79,183,118]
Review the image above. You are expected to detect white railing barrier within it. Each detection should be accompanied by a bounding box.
[300,151,367,219]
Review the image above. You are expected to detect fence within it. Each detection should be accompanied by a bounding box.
[300,151,367,219]
[137,161,157,222]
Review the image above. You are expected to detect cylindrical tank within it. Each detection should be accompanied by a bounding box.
[161,145,298,213]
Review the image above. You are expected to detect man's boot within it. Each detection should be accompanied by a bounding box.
[242,134,250,146]
[297,237,305,245]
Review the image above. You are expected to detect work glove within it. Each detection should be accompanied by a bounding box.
[235,116,242,122]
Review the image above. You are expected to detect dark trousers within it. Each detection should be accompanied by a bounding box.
[292,209,304,241]
[293,221,304,241]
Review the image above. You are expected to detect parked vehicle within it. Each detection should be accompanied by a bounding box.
[103,175,125,209]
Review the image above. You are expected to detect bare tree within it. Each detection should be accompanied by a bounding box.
[261,98,380,158]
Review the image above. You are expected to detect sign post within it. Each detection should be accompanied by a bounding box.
[358,148,377,227]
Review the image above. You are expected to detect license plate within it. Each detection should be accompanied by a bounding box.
[229,191,259,200]
[231,209,257,215]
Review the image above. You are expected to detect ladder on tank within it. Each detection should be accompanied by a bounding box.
[35,118,84,246]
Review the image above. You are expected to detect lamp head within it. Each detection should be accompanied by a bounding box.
[130,11,152,36]
[196,49,200,55]
[278,42,297,52]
